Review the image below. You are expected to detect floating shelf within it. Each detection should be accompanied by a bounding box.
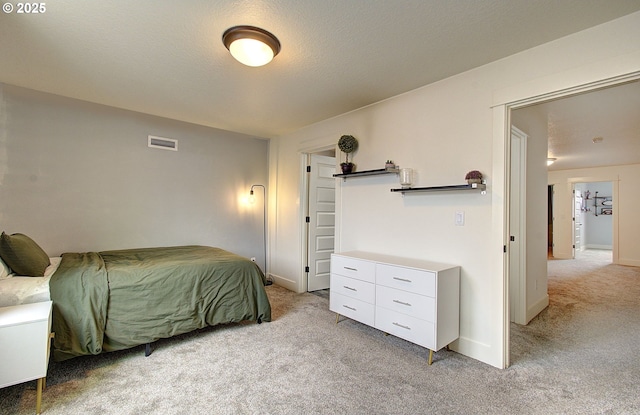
[334,167,400,181]
[391,183,487,195]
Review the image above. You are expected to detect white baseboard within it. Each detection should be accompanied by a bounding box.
[526,294,549,324]
[269,273,298,292]
[453,336,504,369]
[619,258,640,267]
[584,244,612,250]
[552,250,573,259]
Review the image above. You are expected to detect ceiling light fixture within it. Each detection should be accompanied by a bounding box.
[547,158,557,166]
[222,25,281,67]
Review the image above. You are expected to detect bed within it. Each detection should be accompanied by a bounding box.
[0,257,60,307]
[0,233,271,362]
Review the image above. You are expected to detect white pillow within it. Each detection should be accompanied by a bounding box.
[0,256,12,279]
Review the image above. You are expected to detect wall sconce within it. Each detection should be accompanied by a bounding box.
[547,158,557,166]
[223,26,281,67]
[249,184,269,282]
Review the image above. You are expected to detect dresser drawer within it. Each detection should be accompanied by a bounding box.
[375,307,435,350]
[331,255,376,283]
[376,264,435,297]
[331,274,375,304]
[330,292,375,326]
[376,285,435,322]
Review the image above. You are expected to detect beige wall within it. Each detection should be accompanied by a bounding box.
[0,85,269,264]
[268,11,640,368]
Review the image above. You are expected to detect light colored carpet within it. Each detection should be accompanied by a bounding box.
[1,249,638,414]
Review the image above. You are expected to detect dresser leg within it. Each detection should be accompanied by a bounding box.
[335,313,340,324]
[44,332,54,391]
[36,377,44,414]
[428,349,434,365]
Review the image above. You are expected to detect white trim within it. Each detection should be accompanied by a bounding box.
[269,273,297,292]
[492,64,640,108]
[509,127,527,326]
[527,294,549,322]
[618,258,640,267]
[491,105,509,369]
[300,153,310,293]
[455,336,494,367]
[585,244,613,250]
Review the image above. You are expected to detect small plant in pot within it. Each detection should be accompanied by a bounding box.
[465,170,483,184]
[338,134,358,174]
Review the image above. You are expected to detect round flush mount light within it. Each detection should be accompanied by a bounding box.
[222,25,281,67]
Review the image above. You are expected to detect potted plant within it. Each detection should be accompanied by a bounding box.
[338,134,358,174]
[465,170,483,184]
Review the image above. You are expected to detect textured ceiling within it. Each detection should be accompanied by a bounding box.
[516,80,640,171]
[1,0,640,138]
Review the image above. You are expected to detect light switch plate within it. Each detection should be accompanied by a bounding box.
[455,211,465,226]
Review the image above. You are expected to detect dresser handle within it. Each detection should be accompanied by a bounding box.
[393,276,412,283]
[343,286,357,291]
[343,305,356,311]
[393,299,411,307]
[393,322,411,330]
[344,266,358,271]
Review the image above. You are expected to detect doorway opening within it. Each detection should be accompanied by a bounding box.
[505,75,640,367]
[570,181,613,262]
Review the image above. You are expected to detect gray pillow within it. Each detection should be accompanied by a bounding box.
[0,232,50,277]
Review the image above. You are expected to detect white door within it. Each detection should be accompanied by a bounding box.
[307,154,336,291]
[509,127,527,325]
[573,189,583,257]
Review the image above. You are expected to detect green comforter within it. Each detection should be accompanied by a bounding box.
[50,246,271,361]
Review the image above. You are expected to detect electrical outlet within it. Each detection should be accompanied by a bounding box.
[250,257,256,262]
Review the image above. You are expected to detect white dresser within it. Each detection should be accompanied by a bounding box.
[0,301,53,414]
[330,251,460,364]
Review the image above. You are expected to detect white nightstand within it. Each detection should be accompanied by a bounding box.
[0,301,53,414]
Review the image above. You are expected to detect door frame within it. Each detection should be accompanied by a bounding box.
[509,126,527,325]
[497,70,640,368]
[572,185,583,257]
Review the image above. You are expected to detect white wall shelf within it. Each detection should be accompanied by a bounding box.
[391,183,486,195]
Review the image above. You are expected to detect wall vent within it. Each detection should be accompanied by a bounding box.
[148,135,178,151]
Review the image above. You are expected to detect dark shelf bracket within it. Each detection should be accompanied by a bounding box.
[333,167,400,181]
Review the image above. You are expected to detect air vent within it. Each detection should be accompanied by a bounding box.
[148,135,178,151]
